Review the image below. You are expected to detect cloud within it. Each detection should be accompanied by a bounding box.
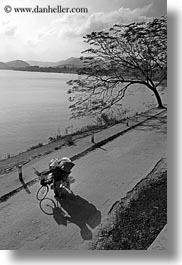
[26,4,152,44]
[0,20,18,37]
[50,4,153,38]
[79,4,152,34]
[4,25,17,37]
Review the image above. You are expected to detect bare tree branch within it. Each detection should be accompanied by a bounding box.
[67,16,167,118]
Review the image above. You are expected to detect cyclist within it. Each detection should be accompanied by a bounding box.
[34,157,74,197]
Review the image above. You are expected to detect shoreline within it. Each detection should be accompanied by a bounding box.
[0,108,167,203]
[0,126,103,176]
[0,107,166,177]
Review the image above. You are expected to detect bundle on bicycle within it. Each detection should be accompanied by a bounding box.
[33,157,75,200]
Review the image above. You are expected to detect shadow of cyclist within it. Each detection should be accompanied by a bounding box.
[53,195,101,240]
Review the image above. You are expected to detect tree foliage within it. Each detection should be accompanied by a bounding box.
[67,16,167,118]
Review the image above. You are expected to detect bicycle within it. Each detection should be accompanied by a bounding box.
[40,198,57,215]
[36,174,53,201]
[33,167,75,215]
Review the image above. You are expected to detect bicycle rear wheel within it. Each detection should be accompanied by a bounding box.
[40,198,56,215]
[36,185,49,201]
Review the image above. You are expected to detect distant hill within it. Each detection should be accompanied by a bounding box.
[27,60,58,67]
[57,57,83,68]
[0,57,83,73]
[27,57,83,68]
[6,60,30,68]
[0,62,9,69]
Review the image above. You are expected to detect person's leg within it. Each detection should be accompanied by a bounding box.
[63,173,70,189]
[53,180,62,197]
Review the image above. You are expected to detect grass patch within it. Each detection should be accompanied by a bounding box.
[26,142,43,151]
[90,158,167,250]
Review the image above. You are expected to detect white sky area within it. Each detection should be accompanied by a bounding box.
[0,0,167,62]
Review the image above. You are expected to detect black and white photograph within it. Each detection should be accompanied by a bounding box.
[0,0,169,252]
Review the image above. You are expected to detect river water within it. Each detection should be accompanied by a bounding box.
[0,70,166,158]
[0,70,82,158]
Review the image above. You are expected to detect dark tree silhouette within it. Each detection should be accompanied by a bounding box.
[67,16,167,118]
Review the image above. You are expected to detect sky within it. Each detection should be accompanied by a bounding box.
[0,0,167,62]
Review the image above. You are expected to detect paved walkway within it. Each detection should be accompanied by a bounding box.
[0,108,166,199]
[0,110,167,249]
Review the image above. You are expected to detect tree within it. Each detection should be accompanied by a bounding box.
[67,16,167,119]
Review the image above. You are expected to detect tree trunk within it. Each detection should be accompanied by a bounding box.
[152,87,165,109]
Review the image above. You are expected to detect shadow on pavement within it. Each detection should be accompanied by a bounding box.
[131,113,167,135]
[53,195,101,240]
[19,176,31,194]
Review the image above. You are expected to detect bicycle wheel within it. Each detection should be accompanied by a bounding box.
[40,198,56,215]
[36,185,49,201]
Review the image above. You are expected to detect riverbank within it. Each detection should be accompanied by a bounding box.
[0,126,102,175]
[0,107,166,177]
[0,107,166,201]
